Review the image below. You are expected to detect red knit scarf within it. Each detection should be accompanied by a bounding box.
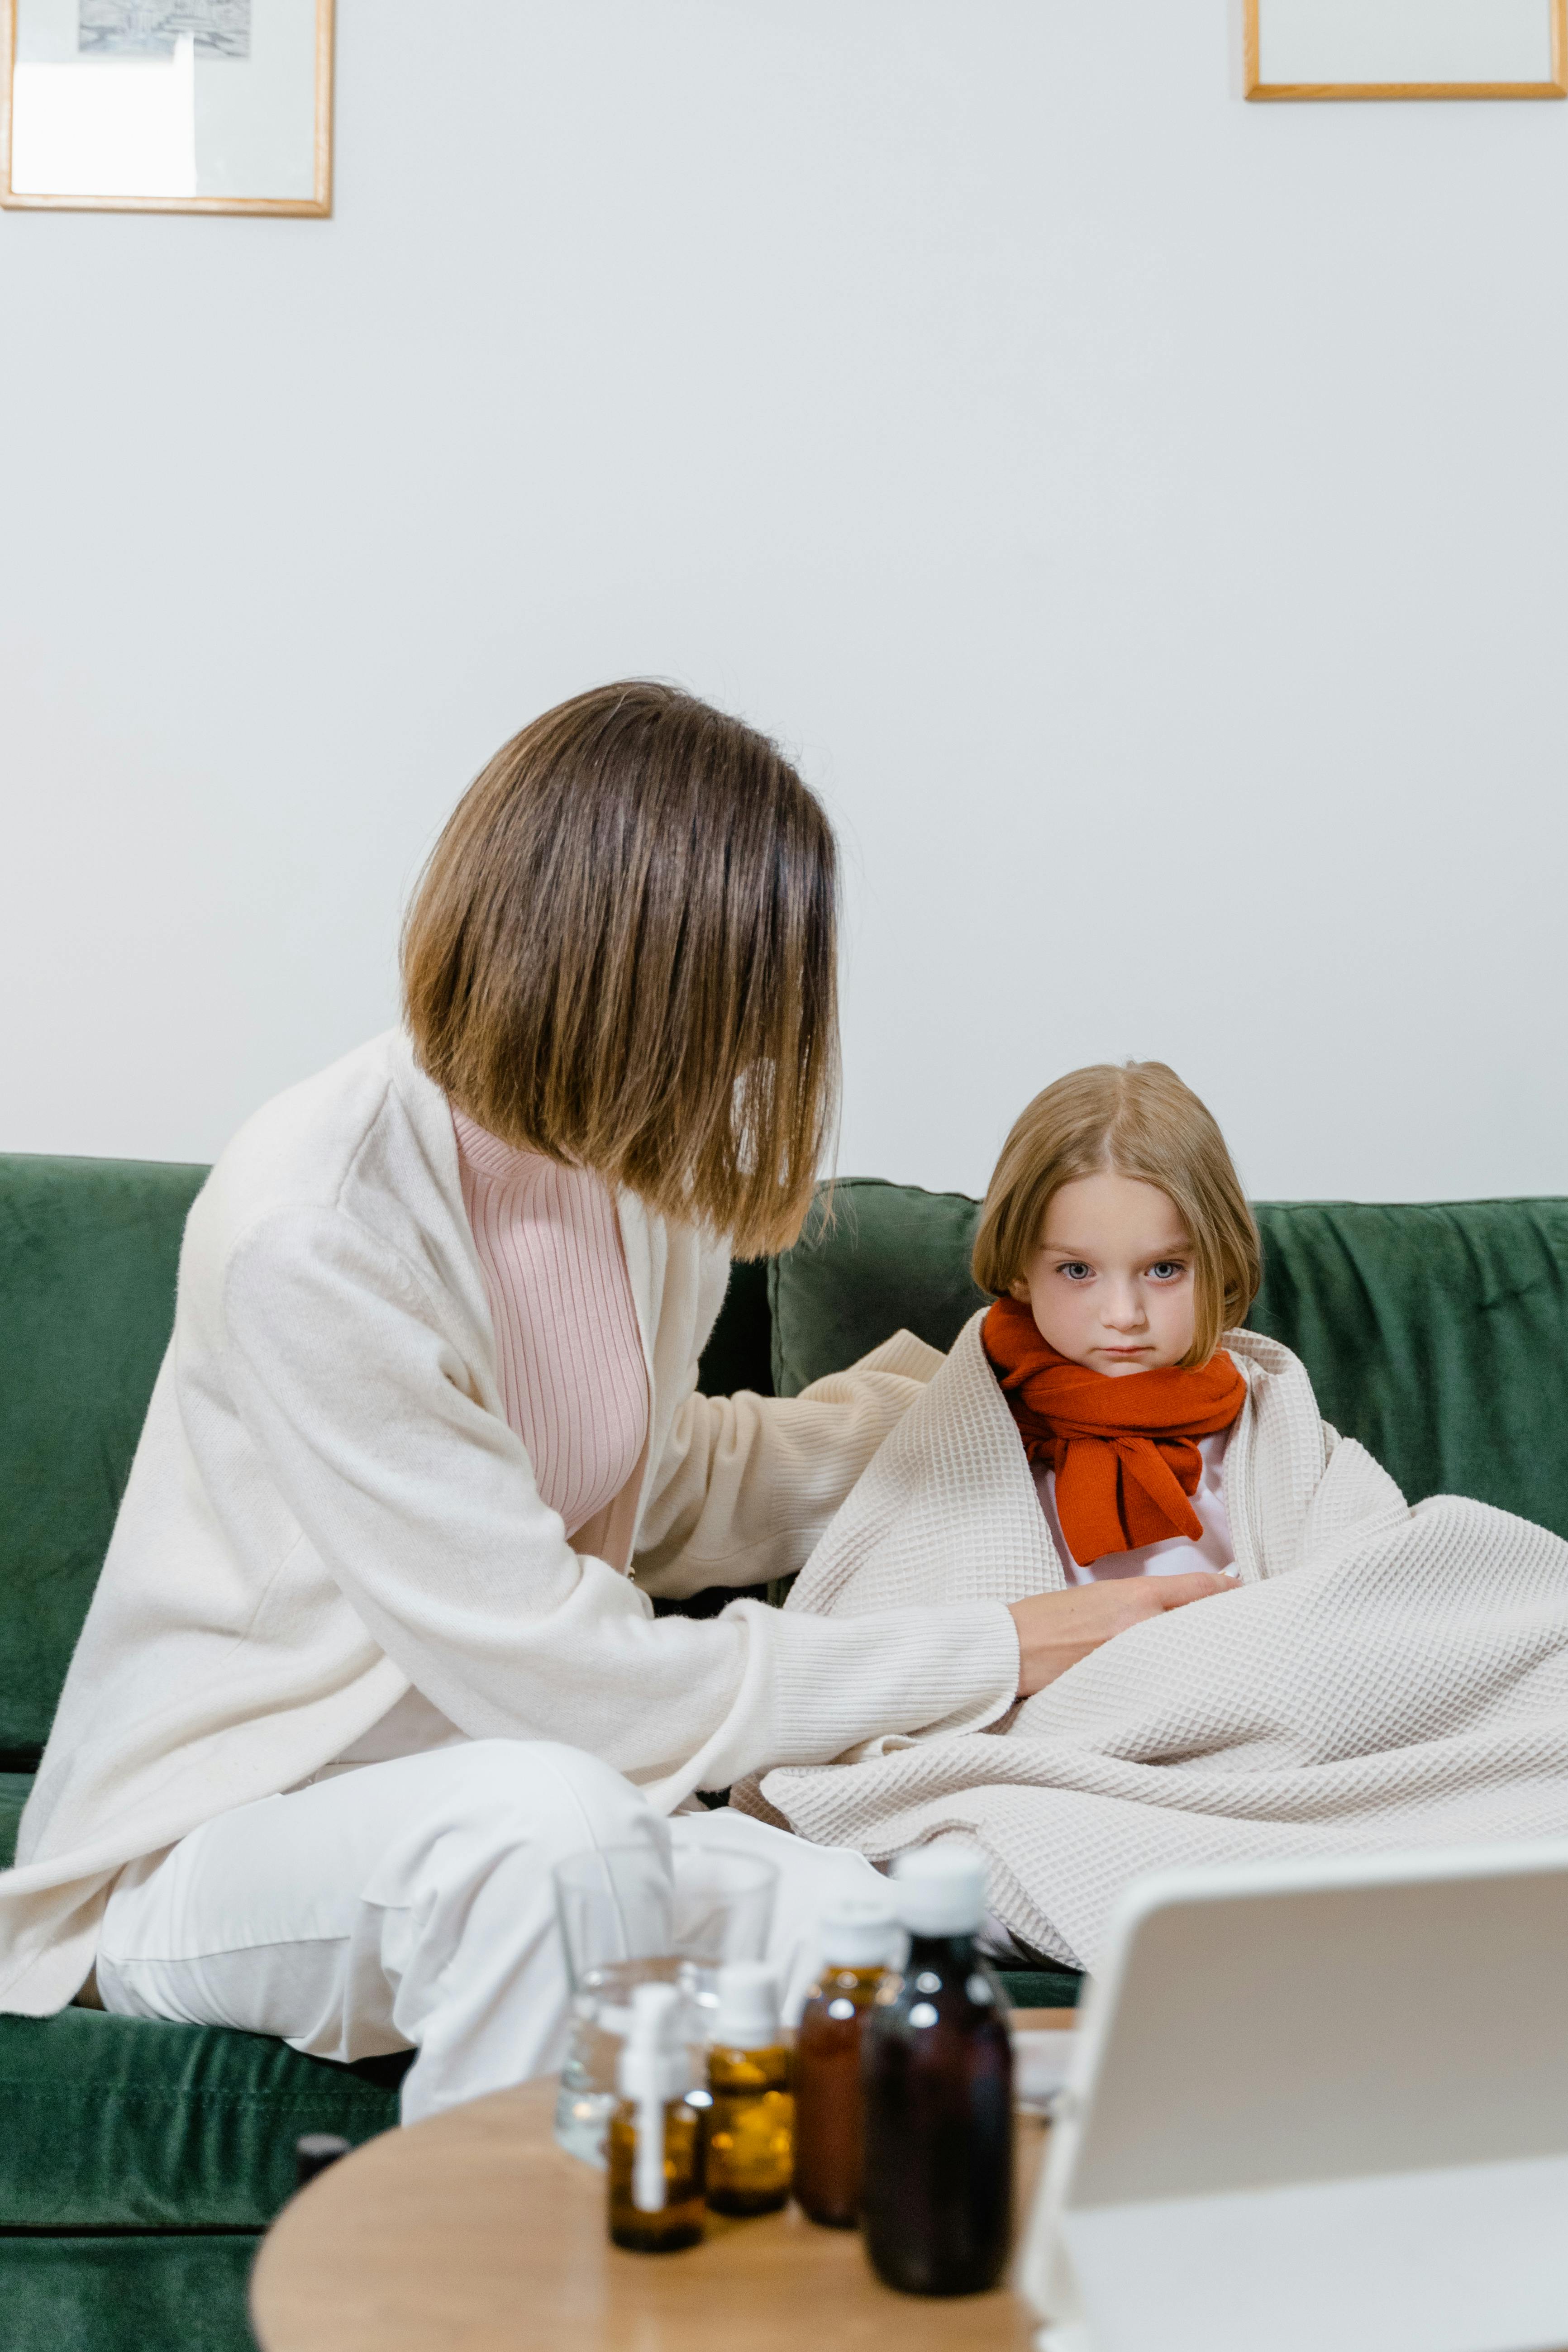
[982,1295,1245,1568]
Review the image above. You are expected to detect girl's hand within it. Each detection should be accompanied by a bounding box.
[1006,1572,1236,1698]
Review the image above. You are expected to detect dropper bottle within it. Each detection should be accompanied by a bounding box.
[606,1982,706,2253]
[704,1962,794,2216]
[861,1843,1013,2295]
[793,1898,899,2228]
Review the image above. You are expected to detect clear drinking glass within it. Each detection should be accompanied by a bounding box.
[552,1842,777,2163]
[665,1845,779,2040]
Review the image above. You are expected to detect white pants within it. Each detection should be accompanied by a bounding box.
[94,1741,883,2123]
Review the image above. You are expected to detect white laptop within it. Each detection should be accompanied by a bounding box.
[1020,1840,1568,2352]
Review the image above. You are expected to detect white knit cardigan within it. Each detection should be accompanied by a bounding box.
[0,1033,1018,2015]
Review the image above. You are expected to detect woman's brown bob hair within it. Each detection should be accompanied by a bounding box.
[403,682,838,1258]
[971,1062,1262,1366]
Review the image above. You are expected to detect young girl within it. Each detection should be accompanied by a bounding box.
[735,1062,1568,1966]
[975,1059,1261,1593]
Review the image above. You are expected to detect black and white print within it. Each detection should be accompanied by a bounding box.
[78,0,251,58]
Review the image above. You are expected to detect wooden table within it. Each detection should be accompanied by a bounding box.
[250,2011,1071,2352]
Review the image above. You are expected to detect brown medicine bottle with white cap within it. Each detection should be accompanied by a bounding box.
[705,1962,794,2216]
[792,1898,899,2228]
[861,1843,1013,2296]
[606,1982,706,2253]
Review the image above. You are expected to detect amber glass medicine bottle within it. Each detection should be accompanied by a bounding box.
[861,1843,1013,2296]
[792,1899,899,2228]
[705,1963,794,2216]
[606,1982,706,2253]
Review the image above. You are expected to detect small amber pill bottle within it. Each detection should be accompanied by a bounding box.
[705,1962,794,2217]
[792,1898,899,2228]
[607,1982,706,2254]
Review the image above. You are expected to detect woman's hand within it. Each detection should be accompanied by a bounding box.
[1006,1572,1236,1698]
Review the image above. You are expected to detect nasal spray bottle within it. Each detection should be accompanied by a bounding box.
[861,1843,1013,2295]
[607,1982,706,2253]
[704,1962,794,2216]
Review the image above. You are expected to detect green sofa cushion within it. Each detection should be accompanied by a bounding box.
[0,1773,28,1874]
[0,1771,402,2231]
[0,1154,208,1757]
[771,1180,987,1401]
[0,2233,259,2352]
[0,2006,403,2231]
[772,1180,1568,1539]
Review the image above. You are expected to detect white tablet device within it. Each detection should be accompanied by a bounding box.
[1020,1839,1568,2352]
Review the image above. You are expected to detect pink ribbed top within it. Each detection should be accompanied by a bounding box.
[452,1109,649,1538]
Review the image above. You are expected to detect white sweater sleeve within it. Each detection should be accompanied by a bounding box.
[220,1208,1019,1806]
[632,1328,949,1599]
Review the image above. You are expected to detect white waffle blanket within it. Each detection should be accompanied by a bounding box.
[733,1314,1568,1966]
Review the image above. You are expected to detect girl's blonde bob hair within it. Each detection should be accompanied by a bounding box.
[971,1062,1261,1366]
[402,681,838,1259]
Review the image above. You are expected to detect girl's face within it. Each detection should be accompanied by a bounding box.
[1010,1171,1198,1377]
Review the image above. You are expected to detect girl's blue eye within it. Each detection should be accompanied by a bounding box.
[1058,1262,1092,1281]
[1149,1261,1184,1281]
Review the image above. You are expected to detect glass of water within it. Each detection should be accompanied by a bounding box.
[552,1843,777,2163]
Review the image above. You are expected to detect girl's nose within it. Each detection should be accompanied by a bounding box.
[1102,1287,1147,1331]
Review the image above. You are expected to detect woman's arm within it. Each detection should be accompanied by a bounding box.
[631,1330,945,1600]
[219,1208,1018,1808]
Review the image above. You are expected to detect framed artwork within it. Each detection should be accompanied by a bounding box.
[1246,0,1568,99]
[1,0,333,212]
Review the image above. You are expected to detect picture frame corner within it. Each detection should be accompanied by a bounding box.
[1246,0,1568,105]
[1,0,335,216]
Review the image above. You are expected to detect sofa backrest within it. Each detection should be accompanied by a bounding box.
[0,1154,209,1759]
[770,1178,1568,1544]
[6,1156,1568,1759]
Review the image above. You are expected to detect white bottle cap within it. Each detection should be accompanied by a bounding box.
[818,1897,899,1969]
[891,1842,987,1936]
[616,1981,693,2104]
[711,1961,782,2050]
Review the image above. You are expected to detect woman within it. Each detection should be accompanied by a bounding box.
[0,684,1207,2119]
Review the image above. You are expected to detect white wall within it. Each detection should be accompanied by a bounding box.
[3,0,1566,1205]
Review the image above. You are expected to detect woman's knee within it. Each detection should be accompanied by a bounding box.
[430,1738,659,1866]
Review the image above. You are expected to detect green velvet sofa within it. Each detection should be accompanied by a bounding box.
[6,1155,1568,2351]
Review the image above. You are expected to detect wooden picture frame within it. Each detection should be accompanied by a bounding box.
[1245,0,1568,100]
[1,0,333,214]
